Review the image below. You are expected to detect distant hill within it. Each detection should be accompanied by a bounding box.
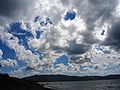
[0,73,53,90]
[24,74,120,82]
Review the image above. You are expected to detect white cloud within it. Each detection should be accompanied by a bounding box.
[0,49,3,57]
[1,59,18,67]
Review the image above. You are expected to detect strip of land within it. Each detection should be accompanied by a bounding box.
[24,74,120,82]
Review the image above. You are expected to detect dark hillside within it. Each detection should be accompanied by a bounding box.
[0,73,53,90]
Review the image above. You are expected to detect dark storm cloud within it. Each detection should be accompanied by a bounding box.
[81,31,99,44]
[60,0,70,6]
[109,21,120,41]
[60,0,119,55]
[0,0,20,17]
[50,40,90,55]
[103,21,120,50]
[69,54,91,64]
[25,66,35,71]
[80,0,118,44]
[65,40,90,55]
[0,0,35,25]
[60,0,118,56]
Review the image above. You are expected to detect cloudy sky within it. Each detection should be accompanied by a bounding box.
[0,0,120,78]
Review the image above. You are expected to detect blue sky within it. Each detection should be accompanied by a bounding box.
[0,0,120,78]
[0,40,16,60]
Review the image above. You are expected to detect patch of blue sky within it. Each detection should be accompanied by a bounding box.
[9,22,42,59]
[34,16,41,22]
[9,22,33,40]
[80,65,94,70]
[54,55,68,66]
[0,66,17,74]
[35,30,42,39]
[34,16,52,26]
[29,47,43,59]
[0,39,16,60]
[1,59,29,74]
[17,60,28,67]
[9,22,33,48]
[45,18,52,25]
[64,11,76,21]
[95,45,111,54]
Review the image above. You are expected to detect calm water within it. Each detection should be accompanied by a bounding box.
[39,79,120,90]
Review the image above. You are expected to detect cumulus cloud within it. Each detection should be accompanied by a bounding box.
[1,59,18,67]
[69,53,92,64]
[0,49,3,56]
[0,0,120,77]
[0,26,42,67]
[0,49,3,67]
[65,40,90,55]
[66,0,118,48]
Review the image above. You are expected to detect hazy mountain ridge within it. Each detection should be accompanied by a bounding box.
[24,74,120,82]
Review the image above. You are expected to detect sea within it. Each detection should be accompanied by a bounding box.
[39,79,120,90]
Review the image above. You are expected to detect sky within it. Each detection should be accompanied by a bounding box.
[0,0,120,78]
